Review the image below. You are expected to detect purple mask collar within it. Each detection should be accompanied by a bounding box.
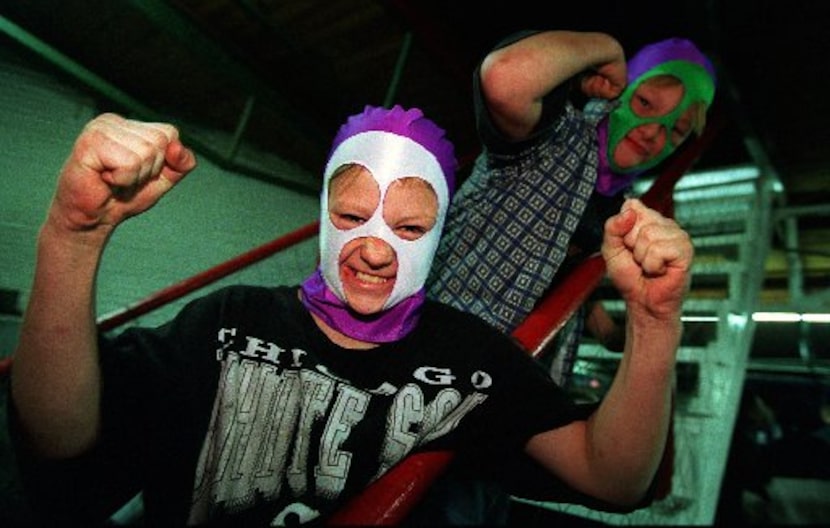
[300,269,423,343]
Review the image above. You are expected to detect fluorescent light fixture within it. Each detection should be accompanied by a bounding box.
[752,312,801,322]
[654,312,830,323]
[633,165,760,194]
[681,315,720,322]
[752,312,830,323]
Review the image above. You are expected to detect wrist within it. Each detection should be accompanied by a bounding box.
[38,217,112,270]
[41,210,113,249]
[625,308,683,350]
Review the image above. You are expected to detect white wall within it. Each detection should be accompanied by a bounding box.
[0,46,321,344]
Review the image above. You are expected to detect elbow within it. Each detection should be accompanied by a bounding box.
[480,51,529,110]
[585,481,653,513]
[9,387,102,460]
[582,438,666,510]
[616,484,654,510]
[599,466,665,511]
[479,54,538,140]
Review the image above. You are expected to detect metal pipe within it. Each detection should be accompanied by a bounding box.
[384,32,413,108]
[227,95,257,161]
[774,203,830,220]
[0,14,319,196]
[97,221,319,331]
[0,15,160,119]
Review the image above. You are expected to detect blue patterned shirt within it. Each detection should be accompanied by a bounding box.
[427,76,610,334]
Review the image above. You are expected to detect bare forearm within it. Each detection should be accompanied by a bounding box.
[494,31,624,92]
[480,30,624,139]
[532,199,692,505]
[11,222,109,458]
[586,313,681,501]
[11,114,195,459]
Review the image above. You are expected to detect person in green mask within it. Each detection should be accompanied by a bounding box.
[428,29,716,366]
[601,37,716,187]
[418,30,715,525]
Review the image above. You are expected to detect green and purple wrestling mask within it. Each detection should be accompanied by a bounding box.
[598,38,716,195]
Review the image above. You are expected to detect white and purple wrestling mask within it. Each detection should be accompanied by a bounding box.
[301,105,457,343]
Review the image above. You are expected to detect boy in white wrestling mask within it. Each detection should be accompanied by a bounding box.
[300,104,457,343]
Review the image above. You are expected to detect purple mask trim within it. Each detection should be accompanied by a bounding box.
[330,105,458,198]
[300,269,423,343]
[626,38,717,85]
[594,118,639,197]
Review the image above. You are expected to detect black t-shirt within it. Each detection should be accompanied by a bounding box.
[11,285,582,526]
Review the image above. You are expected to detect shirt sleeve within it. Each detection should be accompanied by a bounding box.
[426,306,585,455]
[482,342,586,450]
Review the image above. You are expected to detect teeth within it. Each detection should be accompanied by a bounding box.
[356,271,387,284]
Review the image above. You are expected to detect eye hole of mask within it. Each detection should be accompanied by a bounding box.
[382,176,438,241]
[328,164,380,231]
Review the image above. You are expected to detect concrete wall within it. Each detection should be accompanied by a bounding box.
[0,46,321,349]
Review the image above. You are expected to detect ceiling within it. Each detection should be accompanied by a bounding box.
[1,0,829,335]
